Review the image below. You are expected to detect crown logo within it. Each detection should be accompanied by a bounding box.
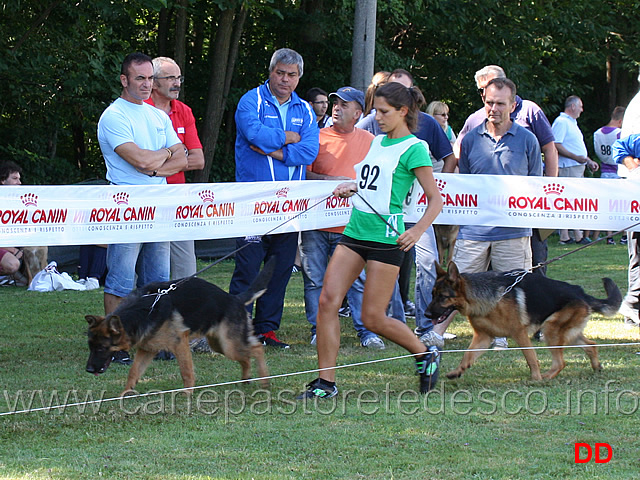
[543,183,564,196]
[20,193,38,207]
[275,187,289,198]
[435,179,446,192]
[199,189,215,203]
[113,192,129,205]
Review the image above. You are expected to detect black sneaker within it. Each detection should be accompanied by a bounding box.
[621,236,628,245]
[338,306,351,317]
[154,350,176,361]
[112,350,132,365]
[416,346,440,393]
[259,331,290,349]
[296,378,338,400]
[558,238,575,245]
[577,237,592,245]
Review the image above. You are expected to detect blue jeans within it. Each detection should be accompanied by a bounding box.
[414,226,438,335]
[105,242,170,298]
[300,230,377,342]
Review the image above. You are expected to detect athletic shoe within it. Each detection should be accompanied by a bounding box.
[443,332,457,340]
[259,331,290,349]
[491,337,509,350]
[621,236,628,245]
[404,300,416,317]
[310,333,317,345]
[190,337,213,353]
[558,238,575,245]
[361,336,386,349]
[112,350,132,365]
[418,331,445,349]
[338,306,351,317]
[296,378,338,399]
[416,346,440,393]
[154,350,176,361]
[618,303,639,324]
[577,237,592,245]
[607,238,615,245]
[623,317,640,328]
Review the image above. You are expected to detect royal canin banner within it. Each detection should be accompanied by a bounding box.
[1,174,639,247]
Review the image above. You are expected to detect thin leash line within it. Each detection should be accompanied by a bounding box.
[3,341,640,417]
[142,194,334,303]
[353,190,402,236]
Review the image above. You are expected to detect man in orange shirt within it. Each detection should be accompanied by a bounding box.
[301,87,384,348]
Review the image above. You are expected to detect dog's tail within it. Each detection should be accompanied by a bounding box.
[589,278,622,317]
[236,257,276,306]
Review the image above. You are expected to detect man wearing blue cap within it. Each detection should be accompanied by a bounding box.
[300,86,386,349]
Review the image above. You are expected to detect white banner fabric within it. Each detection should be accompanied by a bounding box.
[1,174,639,247]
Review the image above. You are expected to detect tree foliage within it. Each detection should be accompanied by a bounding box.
[1,0,639,184]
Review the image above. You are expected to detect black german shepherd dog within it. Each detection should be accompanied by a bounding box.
[86,259,274,396]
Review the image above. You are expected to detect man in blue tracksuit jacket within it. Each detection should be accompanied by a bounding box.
[229,48,319,348]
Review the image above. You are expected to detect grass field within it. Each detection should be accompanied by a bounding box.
[1,234,639,479]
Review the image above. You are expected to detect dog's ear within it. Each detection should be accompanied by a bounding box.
[434,260,447,277]
[447,261,461,282]
[85,315,103,327]
[107,315,124,335]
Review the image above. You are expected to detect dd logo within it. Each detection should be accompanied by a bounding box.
[574,443,613,464]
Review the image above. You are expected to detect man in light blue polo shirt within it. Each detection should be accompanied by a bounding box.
[454,78,543,350]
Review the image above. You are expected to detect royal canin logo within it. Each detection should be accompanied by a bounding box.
[199,190,215,203]
[21,193,38,207]
[543,183,564,196]
[113,192,129,205]
[0,192,67,225]
[174,190,234,220]
[275,187,289,199]
[417,179,478,207]
[508,184,597,211]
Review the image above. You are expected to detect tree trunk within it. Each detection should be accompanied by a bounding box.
[193,5,247,183]
[174,0,188,69]
[157,7,170,57]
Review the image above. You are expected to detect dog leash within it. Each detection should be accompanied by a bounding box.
[141,194,333,310]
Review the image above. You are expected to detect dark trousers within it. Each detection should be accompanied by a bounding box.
[531,229,548,276]
[622,231,640,316]
[229,232,298,335]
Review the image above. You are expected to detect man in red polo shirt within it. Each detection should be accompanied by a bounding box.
[146,56,205,280]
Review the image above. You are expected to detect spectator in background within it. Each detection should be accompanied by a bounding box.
[588,106,625,244]
[306,87,333,128]
[426,101,456,147]
[613,89,640,327]
[456,64,558,275]
[362,71,390,117]
[454,78,543,350]
[97,52,187,364]
[0,161,26,282]
[552,95,599,245]
[146,56,205,280]
[230,48,319,349]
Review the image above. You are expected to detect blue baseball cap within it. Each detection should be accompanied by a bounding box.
[329,87,365,111]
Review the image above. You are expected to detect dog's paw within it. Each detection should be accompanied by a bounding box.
[446,370,462,379]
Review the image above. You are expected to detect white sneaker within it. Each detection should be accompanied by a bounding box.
[491,337,509,350]
[362,336,386,349]
[618,303,639,323]
[443,332,457,340]
[418,331,445,349]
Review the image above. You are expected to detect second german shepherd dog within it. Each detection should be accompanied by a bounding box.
[428,262,622,381]
[86,259,274,396]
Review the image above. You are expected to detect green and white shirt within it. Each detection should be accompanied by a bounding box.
[344,134,432,244]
